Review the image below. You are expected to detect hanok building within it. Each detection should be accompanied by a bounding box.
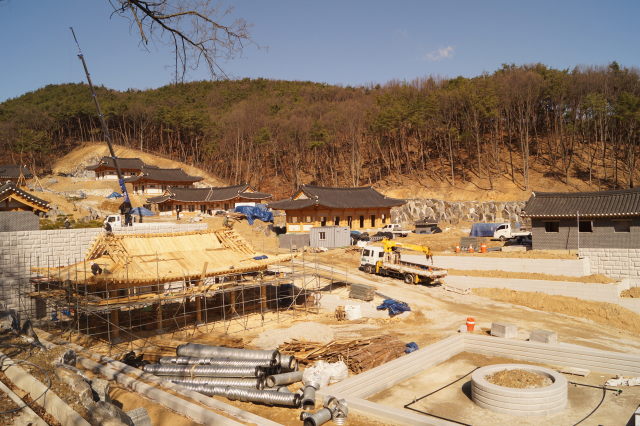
[523,188,640,250]
[147,183,272,216]
[0,181,50,214]
[86,157,152,180]
[268,184,406,233]
[0,165,33,186]
[124,166,204,195]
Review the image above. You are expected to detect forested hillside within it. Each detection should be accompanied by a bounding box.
[1,62,639,199]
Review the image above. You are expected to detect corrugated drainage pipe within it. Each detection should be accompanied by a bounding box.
[144,364,264,378]
[176,344,280,362]
[162,376,264,390]
[265,371,303,387]
[158,357,277,368]
[303,407,333,426]
[279,355,296,370]
[301,385,317,410]
[174,383,300,407]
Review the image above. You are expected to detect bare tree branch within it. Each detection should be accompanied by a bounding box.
[108,0,264,83]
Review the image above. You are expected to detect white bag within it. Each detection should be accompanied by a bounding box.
[327,360,349,384]
[302,361,331,389]
[344,305,362,321]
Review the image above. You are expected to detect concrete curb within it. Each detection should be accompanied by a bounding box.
[471,364,568,416]
[35,330,283,426]
[0,350,91,426]
[0,377,48,426]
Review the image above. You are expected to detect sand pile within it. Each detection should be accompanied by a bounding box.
[252,322,335,350]
[621,287,640,298]
[473,288,640,334]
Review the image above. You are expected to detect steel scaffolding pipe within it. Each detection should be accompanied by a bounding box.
[144,364,264,378]
[265,371,304,388]
[164,376,264,390]
[176,344,280,362]
[158,356,277,368]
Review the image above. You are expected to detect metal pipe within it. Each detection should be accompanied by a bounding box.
[279,354,296,370]
[265,371,303,387]
[224,386,301,407]
[144,364,264,378]
[158,357,277,368]
[164,376,264,390]
[176,343,280,362]
[303,407,332,426]
[301,385,316,410]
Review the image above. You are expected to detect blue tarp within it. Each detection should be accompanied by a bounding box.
[106,192,122,199]
[469,223,502,237]
[234,206,274,225]
[377,299,411,316]
[130,207,155,216]
[253,255,268,260]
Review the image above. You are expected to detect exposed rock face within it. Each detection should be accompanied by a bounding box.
[392,199,528,225]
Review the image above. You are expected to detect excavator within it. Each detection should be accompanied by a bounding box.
[359,238,446,285]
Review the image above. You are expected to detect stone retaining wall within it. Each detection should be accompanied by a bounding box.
[579,248,640,284]
[392,198,528,225]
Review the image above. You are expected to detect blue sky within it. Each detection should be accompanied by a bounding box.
[1,0,639,102]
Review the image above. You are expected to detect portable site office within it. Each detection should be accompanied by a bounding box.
[309,226,350,249]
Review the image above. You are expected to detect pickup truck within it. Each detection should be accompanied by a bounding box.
[381,223,410,237]
[493,223,532,242]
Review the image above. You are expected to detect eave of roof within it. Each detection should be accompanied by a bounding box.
[0,182,50,209]
[522,188,640,218]
[268,185,405,210]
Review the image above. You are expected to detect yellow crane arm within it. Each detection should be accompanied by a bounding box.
[381,238,432,257]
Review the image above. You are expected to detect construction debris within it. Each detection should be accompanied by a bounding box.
[279,335,407,374]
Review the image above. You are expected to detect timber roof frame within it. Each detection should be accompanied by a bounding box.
[523,188,640,218]
[267,184,406,210]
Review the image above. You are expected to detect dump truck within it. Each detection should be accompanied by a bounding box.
[359,238,447,285]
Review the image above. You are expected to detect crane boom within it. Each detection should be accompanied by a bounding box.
[70,27,132,209]
[381,238,432,259]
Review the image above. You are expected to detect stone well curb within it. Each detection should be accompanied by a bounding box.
[0,350,91,426]
[470,364,568,417]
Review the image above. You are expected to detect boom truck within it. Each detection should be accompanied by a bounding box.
[71,28,137,226]
[359,239,447,285]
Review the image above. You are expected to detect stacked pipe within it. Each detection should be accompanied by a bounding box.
[301,396,348,426]
[142,343,306,407]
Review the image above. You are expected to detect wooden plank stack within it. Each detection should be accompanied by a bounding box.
[349,283,375,301]
[279,335,406,374]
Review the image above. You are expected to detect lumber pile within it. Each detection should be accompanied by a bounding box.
[349,283,375,301]
[279,334,406,374]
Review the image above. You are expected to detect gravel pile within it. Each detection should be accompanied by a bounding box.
[252,322,335,350]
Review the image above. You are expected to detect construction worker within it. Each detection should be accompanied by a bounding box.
[222,215,234,229]
[90,261,102,276]
[64,218,70,229]
[104,221,113,235]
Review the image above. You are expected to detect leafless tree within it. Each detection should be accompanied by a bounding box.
[109,0,263,82]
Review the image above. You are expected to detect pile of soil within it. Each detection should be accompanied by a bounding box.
[485,369,552,389]
[621,287,640,298]
[472,288,640,335]
[448,269,617,284]
[99,199,122,212]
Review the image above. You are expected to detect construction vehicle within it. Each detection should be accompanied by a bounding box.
[493,223,532,242]
[359,239,447,285]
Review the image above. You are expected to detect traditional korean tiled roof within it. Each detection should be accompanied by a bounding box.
[0,165,33,179]
[523,188,640,218]
[146,184,271,204]
[0,181,50,210]
[267,184,406,210]
[85,157,152,171]
[123,166,203,183]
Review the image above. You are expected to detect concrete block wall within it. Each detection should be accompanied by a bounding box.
[532,218,640,250]
[446,275,640,315]
[405,254,591,277]
[580,248,640,284]
[0,223,207,312]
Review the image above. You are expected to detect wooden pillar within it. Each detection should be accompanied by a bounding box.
[156,302,163,330]
[229,289,236,314]
[260,284,267,311]
[196,262,208,323]
[110,290,120,339]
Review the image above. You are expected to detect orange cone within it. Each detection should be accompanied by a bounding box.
[481,242,487,253]
[455,244,460,253]
[469,244,474,253]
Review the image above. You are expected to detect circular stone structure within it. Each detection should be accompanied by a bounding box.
[471,364,568,417]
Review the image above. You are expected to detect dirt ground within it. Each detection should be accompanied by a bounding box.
[485,368,552,388]
[369,351,639,426]
[448,269,617,284]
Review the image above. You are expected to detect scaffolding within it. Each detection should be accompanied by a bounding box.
[8,250,350,356]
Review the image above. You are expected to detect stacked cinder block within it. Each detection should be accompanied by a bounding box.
[530,329,558,344]
[491,322,517,338]
[580,248,640,282]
